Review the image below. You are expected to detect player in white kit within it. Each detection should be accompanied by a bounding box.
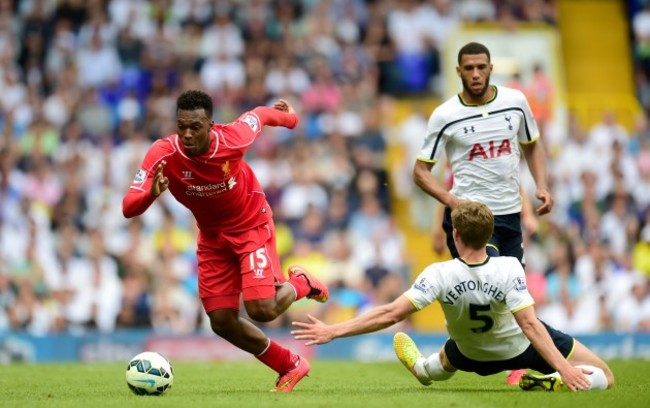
[291,202,613,392]
[414,41,553,265]
[414,41,554,385]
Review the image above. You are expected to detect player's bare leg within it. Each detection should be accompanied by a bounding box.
[243,284,297,322]
[207,308,310,392]
[206,265,327,392]
[207,308,271,354]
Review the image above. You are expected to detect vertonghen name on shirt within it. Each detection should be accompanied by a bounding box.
[442,280,505,305]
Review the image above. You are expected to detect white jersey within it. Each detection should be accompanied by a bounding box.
[417,85,540,215]
[404,256,535,361]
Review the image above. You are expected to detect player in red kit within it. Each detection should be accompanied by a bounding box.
[122,90,329,392]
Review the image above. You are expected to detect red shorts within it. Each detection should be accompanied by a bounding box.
[197,220,285,313]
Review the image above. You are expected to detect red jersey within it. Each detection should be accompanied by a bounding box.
[122,107,298,232]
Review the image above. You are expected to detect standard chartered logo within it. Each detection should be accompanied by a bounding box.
[185,178,237,197]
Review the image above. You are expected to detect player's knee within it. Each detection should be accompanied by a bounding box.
[245,301,279,322]
[248,310,276,322]
[208,311,237,337]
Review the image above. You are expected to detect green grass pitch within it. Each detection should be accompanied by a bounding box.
[1,360,648,408]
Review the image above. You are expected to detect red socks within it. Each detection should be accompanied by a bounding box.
[287,275,310,300]
[256,340,297,374]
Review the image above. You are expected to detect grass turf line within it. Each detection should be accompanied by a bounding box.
[0,360,646,408]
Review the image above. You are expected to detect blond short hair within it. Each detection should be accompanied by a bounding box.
[450,201,494,249]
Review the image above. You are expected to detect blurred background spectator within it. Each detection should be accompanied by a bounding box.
[0,0,648,338]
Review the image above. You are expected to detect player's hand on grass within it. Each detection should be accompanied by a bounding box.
[535,187,554,215]
[151,160,169,197]
[559,366,592,392]
[291,314,334,345]
[273,99,295,115]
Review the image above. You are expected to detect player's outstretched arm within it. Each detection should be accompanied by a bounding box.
[291,295,417,345]
[514,306,591,391]
[250,99,299,130]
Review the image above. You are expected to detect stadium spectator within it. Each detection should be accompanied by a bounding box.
[72,228,122,332]
[279,163,329,226]
[633,225,650,278]
[264,54,310,97]
[633,138,650,212]
[633,1,650,80]
[458,0,496,22]
[76,30,122,89]
[0,266,13,331]
[1,0,648,344]
[7,278,53,335]
[614,275,650,333]
[392,107,439,229]
[386,0,444,94]
[361,0,399,95]
[115,266,152,329]
[536,244,580,333]
[525,63,554,136]
[588,111,629,181]
[551,114,597,223]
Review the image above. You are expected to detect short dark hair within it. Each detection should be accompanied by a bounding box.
[457,42,491,65]
[176,90,213,118]
[451,201,494,249]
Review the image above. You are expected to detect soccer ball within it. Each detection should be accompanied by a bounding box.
[125,351,174,395]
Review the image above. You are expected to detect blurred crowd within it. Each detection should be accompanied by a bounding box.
[2,0,649,338]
